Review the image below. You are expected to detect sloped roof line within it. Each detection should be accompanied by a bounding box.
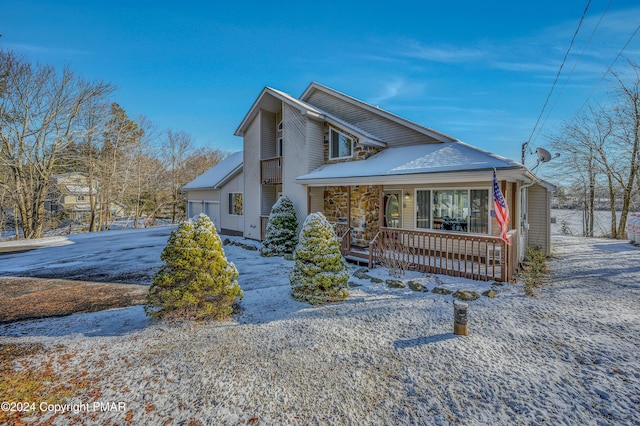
[300,82,458,143]
[234,86,386,147]
[295,141,526,183]
[182,151,243,190]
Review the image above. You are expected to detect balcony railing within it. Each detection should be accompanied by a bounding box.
[260,156,282,185]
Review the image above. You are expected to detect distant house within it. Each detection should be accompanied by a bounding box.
[232,82,555,281]
[183,151,244,235]
[45,172,125,222]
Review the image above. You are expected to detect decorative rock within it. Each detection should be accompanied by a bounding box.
[370,277,383,283]
[386,279,405,288]
[432,287,453,295]
[408,281,427,292]
[482,289,496,298]
[348,281,362,287]
[453,290,480,301]
[353,268,372,280]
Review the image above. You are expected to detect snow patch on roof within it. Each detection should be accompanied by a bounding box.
[183,151,243,190]
[296,142,522,181]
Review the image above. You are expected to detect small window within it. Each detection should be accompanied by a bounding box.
[329,128,353,159]
[76,195,86,202]
[228,193,243,216]
[278,137,283,157]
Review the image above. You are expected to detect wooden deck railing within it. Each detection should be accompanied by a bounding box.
[368,227,517,282]
[260,156,282,184]
[334,223,351,255]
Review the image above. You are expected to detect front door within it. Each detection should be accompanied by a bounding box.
[383,191,402,228]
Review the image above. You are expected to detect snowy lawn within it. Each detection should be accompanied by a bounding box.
[0,233,639,425]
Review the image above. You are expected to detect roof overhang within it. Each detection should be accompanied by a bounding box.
[234,86,387,147]
[296,167,529,187]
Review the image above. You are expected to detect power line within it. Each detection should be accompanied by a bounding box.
[537,0,612,141]
[573,21,640,118]
[525,0,592,153]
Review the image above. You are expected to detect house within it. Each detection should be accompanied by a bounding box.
[45,172,126,222]
[183,151,244,235]
[233,82,555,281]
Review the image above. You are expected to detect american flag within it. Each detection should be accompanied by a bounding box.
[493,170,511,245]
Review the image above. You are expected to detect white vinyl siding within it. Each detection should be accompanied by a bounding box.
[306,119,325,172]
[304,90,443,146]
[527,184,551,255]
[282,102,309,233]
[243,114,261,240]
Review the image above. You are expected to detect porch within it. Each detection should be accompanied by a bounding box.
[336,225,518,282]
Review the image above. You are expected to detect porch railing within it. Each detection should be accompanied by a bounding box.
[260,156,282,184]
[334,223,351,255]
[368,227,517,282]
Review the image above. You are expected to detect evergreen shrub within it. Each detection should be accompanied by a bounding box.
[260,196,298,256]
[145,214,243,320]
[289,212,349,304]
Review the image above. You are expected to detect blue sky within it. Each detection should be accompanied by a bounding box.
[2,0,640,175]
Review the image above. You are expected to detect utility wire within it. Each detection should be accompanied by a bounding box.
[525,0,592,156]
[537,0,612,143]
[573,21,640,118]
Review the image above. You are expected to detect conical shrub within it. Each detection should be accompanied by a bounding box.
[145,214,243,320]
[260,195,298,256]
[289,212,349,304]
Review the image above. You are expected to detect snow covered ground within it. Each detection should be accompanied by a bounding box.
[552,208,625,237]
[0,230,639,425]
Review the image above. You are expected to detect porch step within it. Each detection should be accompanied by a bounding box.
[344,251,369,266]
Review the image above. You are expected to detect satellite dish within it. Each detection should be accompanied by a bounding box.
[536,147,552,163]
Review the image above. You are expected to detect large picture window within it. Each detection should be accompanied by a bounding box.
[329,128,353,159]
[228,192,243,216]
[415,188,490,233]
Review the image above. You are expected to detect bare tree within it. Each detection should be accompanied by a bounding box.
[607,64,640,237]
[162,130,192,223]
[549,61,640,239]
[0,50,113,238]
[96,102,143,230]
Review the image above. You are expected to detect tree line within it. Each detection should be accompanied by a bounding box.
[547,61,640,239]
[0,50,226,239]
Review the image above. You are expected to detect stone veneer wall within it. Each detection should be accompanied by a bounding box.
[324,185,382,247]
[323,124,383,164]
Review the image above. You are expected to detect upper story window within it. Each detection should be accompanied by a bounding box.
[329,128,353,160]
